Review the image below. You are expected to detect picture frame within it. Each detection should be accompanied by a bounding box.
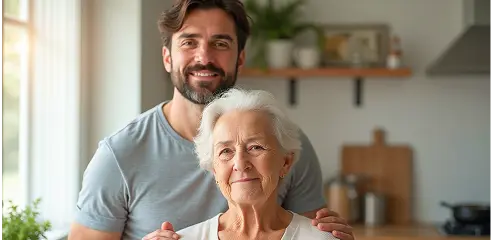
[321,23,390,67]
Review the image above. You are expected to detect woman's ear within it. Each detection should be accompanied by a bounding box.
[212,168,219,184]
[280,152,294,177]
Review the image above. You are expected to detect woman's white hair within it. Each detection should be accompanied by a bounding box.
[194,88,302,171]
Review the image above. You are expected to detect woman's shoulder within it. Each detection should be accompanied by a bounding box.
[288,212,340,240]
[176,214,221,240]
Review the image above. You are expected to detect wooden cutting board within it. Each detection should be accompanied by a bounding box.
[341,128,413,225]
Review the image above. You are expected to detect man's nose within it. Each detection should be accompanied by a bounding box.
[195,44,214,64]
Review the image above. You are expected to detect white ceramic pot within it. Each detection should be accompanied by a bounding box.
[293,47,321,69]
[266,40,294,68]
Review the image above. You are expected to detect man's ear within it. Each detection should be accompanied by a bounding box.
[237,50,245,73]
[162,46,172,72]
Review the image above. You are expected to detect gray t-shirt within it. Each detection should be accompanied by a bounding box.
[75,102,326,240]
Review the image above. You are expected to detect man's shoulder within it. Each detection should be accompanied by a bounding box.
[277,127,325,213]
[290,127,319,170]
[105,103,164,144]
[297,128,315,154]
[93,102,176,165]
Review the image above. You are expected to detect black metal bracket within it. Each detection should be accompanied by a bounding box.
[354,76,364,107]
[286,76,365,107]
[288,78,297,106]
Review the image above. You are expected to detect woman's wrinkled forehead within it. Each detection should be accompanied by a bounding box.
[211,110,277,144]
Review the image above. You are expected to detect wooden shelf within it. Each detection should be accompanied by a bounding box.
[239,67,412,78]
[238,67,413,107]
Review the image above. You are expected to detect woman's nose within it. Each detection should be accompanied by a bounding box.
[233,152,251,172]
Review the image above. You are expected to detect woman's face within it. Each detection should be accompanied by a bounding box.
[212,110,293,206]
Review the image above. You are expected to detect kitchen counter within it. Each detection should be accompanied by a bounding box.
[352,224,489,240]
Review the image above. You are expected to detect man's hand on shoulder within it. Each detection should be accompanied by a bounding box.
[304,208,355,240]
[142,222,180,240]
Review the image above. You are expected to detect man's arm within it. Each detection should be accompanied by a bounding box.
[68,140,129,240]
[68,223,121,240]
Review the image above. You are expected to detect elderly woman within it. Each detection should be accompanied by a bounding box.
[174,88,339,239]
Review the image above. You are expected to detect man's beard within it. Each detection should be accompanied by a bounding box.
[170,62,237,105]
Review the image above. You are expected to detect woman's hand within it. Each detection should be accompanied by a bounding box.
[142,222,180,240]
[312,208,355,240]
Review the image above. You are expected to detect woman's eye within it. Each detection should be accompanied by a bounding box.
[249,145,264,151]
[219,148,232,155]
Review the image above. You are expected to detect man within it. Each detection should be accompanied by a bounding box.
[69,0,355,239]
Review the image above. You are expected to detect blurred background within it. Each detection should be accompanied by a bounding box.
[2,0,489,239]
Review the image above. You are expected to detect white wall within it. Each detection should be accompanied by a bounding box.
[141,0,174,112]
[87,0,142,153]
[86,0,173,154]
[237,0,490,223]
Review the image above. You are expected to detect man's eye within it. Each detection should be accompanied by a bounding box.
[214,42,229,49]
[182,40,195,47]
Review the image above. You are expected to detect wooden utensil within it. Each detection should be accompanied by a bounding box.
[341,128,413,225]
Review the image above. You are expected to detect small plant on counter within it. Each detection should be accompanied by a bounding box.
[2,198,52,240]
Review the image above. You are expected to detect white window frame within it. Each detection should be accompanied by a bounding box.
[4,0,85,238]
[2,0,33,210]
[29,0,84,232]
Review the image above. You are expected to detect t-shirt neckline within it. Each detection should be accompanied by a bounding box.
[210,211,298,240]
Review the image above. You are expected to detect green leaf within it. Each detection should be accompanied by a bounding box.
[2,198,52,240]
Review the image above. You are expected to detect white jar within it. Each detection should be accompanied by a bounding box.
[387,54,401,69]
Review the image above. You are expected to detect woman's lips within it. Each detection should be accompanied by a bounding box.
[232,178,259,184]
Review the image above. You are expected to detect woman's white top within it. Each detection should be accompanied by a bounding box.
[176,211,339,240]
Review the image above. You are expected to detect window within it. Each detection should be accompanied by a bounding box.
[3,0,85,232]
[8,0,84,231]
[3,0,31,206]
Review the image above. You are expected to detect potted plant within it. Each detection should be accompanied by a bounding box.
[3,198,52,240]
[244,0,324,69]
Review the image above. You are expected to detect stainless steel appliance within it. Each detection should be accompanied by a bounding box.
[325,174,361,223]
[364,192,386,226]
[440,220,490,236]
[427,0,490,75]
[439,201,490,236]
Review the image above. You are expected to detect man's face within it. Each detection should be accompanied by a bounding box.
[162,8,245,105]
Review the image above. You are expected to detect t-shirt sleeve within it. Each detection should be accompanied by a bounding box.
[282,130,326,214]
[74,140,129,233]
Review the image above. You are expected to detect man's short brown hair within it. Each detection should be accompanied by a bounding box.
[158,0,251,53]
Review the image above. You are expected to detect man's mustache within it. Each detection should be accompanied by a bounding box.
[185,63,225,77]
